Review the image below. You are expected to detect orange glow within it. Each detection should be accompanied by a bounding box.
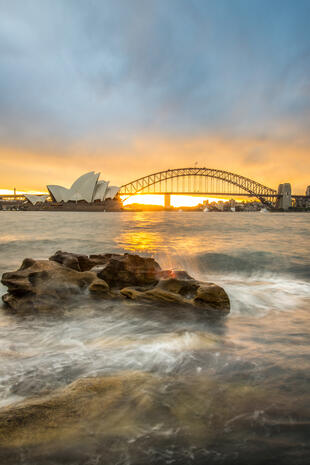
[122,194,227,207]
[1,134,310,194]
[0,189,46,195]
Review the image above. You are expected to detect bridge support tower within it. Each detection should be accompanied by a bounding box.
[276,183,292,210]
[164,193,171,209]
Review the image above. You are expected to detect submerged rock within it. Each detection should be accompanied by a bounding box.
[0,370,268,454]
[1,252,230,316]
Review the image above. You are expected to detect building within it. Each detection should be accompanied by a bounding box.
[24,194,49,205]
[47,172,119,203]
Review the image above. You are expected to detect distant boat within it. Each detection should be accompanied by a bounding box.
[203,207,209,212]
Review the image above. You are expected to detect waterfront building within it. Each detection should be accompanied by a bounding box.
[47,172,119,203]
[24,194,49,205]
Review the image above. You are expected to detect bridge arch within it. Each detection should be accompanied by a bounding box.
[120,168,277,206]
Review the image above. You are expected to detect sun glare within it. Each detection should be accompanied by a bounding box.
[0,189,46,195]
[121,194,227,207]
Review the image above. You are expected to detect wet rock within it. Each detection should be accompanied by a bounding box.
[49,250,94,271]
[1,252,230,316]
[194,284,230,312]
[157,269,194,280]
[0,372,154,449]
[1,259,96,312]
[88,278,110,295]
[89,253,122,265]
[97,253,161,288]
[0,370,269,454]
[120,277,230,315]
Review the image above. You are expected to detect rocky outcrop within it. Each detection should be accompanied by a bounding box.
[49,251,95,271]
[97,253,161,288]
[1,258,97,312]
[121,278,230,315]
[1,252,230,316]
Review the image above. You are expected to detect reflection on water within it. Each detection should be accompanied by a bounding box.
[0,212,310,463]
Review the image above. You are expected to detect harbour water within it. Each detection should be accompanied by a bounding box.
[0,211,309,464]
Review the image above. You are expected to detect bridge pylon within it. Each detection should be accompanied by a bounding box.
[276,183,292,210]
[164,193,171,208]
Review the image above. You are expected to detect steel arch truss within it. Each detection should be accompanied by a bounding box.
[120,168,277,206]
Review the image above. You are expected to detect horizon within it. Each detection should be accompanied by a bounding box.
[1,0,310,196]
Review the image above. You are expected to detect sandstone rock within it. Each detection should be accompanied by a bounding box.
[157,269,194,280]
[1,259,96,312]
[120,277,230,315]
[1,252,230,316]
[194,284,230,313]
[0,372,152,449]
[49,250,94,271]
[97,253,161,288]
[88,278,110,295]
[0,370,268,454]
[89,253,122,265]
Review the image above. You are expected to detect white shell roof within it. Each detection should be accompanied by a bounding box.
[47,172,119,203]
[105,186,119,199]
[25,194,49,205]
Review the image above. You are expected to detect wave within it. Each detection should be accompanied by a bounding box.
[159,250,310,281]
[156,250,310,315]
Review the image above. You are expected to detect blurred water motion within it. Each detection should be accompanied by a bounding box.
[0,211,309,464]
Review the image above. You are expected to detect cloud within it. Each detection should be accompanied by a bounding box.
[0,0,310,187]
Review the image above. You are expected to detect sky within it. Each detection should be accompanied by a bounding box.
[0,0,310,196]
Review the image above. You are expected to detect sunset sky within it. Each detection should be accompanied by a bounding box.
[0,0,310,199]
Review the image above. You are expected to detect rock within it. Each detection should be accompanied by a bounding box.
[97,253,161,288]
[1,258,97,312]
[157,278,199,297]
[120,277,230,315]
[121,286,185,304]
[0,370,268,454]
[49,251,124,272]
[1,252,230,316]
[49,250,94,271]
[89,253,122,265]
[0,372,152,449]
[88,278,110,295]
[194,284,230,313]
[157,269,194,280]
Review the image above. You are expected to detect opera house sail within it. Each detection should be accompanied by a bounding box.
[24,194,49,205]
[47,172,119,203]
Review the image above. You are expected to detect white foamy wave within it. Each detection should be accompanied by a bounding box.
[205,273,310,315]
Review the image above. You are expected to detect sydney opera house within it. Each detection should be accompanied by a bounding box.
[47,172,119,203]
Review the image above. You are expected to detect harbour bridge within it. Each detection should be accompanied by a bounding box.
[120,167,291,208]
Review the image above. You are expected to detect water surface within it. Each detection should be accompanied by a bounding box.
[0,211,309,464]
